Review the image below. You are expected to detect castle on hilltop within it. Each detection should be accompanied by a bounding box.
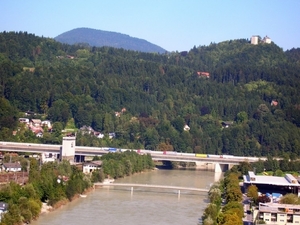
[251,35,271,45]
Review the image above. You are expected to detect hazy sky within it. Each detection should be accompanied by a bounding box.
[1,0,299,52]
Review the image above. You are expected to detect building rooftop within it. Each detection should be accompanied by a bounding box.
[83,161,102,167]
[2,163,22,169]
[244,171,300,187]
[259,202,300,212]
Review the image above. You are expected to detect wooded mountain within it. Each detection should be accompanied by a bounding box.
[54,28,167,54]
[1,31,300,159]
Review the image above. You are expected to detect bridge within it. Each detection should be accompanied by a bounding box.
[94,182,209,197]
[0,141,260,172]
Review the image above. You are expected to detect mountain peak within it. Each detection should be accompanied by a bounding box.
[54,28,167,53]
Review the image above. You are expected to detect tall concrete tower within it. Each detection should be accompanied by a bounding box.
[60,135,76,163]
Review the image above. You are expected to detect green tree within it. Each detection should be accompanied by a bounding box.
[236,111,248,123]
[247,185,259,203]
[280,193,300,205]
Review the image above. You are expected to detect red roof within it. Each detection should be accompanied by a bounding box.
[197,71,210,77]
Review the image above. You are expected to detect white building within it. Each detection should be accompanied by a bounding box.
[251,35,259,45]
[262,35,272,44]
[41,152,57,163]
[83,161,102,173]
[183,125,190,131]
[41,120,52,129]
[244,171,300,196]
[256,202,300,224]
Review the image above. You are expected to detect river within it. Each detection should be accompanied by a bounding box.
[31,169,221,225]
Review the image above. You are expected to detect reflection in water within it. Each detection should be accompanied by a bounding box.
[31,169,220,225]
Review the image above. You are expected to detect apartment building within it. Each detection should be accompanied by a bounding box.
[257,202,300,225]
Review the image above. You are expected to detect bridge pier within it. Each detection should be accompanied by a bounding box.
[214,163,229,173]
[195,162,231,172]
[214,163,222,173]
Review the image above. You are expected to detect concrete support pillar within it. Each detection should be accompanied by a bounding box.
[60,136,76,163]
[214,163,222,173]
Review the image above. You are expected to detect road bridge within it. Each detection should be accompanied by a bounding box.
[0,141,260,172]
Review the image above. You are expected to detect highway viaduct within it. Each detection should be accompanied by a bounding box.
[0,141,260,172]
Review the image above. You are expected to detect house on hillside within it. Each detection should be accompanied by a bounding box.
[221,121,234,128]
[66,55,75,59]
[25,111,36,116]
[41,120,52,129]
[83,161,102,173]
[262,35,271,44]
[109,132,116,139]
[29,119,44,137]
[94,132,104,139]
[2,163,22,172]
[79,125,94,135]
[19,118,29,124]
[196,71,210,78]
[183,124,190,131]
[271,100,278,106]
[30,119,42,127]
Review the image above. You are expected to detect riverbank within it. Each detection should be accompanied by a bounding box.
[39,185,96,215]
[39,178,116,215]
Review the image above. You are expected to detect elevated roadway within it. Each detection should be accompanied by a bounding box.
[0,141,260,166]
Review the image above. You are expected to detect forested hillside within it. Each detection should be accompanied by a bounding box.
[1,31,300,158]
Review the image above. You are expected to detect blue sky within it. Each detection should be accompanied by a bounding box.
[1,0,299,52]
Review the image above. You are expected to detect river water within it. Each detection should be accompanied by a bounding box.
[31,169,221,225]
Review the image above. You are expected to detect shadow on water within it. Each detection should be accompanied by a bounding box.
[155,165,201,171]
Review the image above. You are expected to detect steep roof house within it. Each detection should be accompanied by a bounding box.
[30,119,42,127]
[80,125,94,135]
[196,71,210,78]
[2,163,22,172]
[83,161,102,173]
[41,120,52,129]
[262,35,271,44]
[221,121,234,128]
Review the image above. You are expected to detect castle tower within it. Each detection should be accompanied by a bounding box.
[60,135,76,163]
[251,35,259,45]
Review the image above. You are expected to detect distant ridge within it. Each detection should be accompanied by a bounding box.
[54,28,167,53]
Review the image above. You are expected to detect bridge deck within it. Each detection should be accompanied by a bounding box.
[94,182,209,192]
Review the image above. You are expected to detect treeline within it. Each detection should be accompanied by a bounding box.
[1,31,300,157]
[0,159,90,225]
[0,151,152,225]
[235,157,300,176]
[202,172,243,225]
[91,151,154,181]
